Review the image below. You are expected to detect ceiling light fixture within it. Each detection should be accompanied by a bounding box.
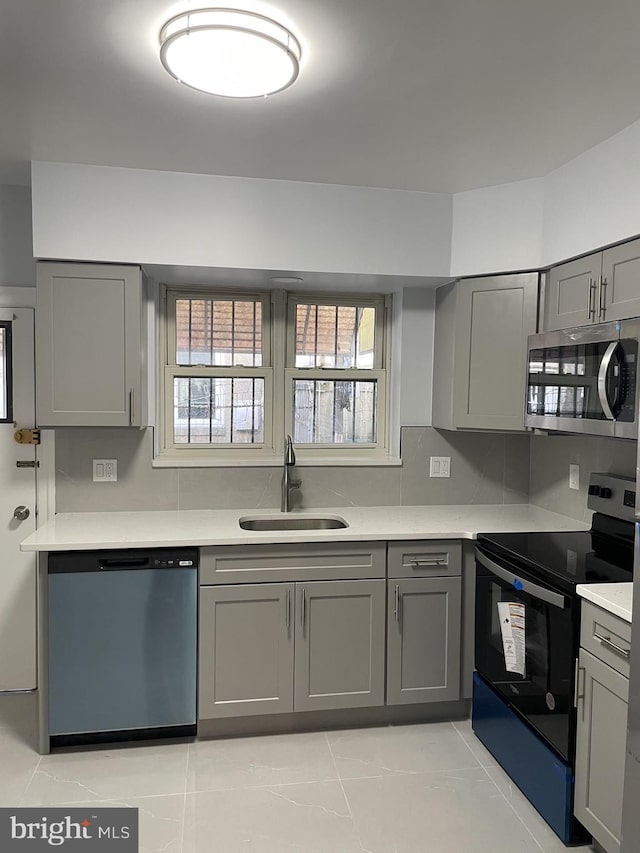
[159,8,302,98]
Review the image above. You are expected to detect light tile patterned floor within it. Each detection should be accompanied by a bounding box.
[0,694,597,852]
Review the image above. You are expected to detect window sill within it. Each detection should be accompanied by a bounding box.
[152,453,402,469]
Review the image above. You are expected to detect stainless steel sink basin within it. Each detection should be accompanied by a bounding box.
[239,515,349,531]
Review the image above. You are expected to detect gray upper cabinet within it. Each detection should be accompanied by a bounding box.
[199,583,294,719]
[386,576,461,705]
[294,580,385,713]
[601,239,640,322]
[545,238,640,331]
[433,274,538,431]
[545,254,602,330]
[36,262,147,427]
[574,646,628,853]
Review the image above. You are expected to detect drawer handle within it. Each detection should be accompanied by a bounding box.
[410,558,447,567]
[594,632,630,659]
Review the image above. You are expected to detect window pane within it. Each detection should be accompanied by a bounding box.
[293,379,377,444]
[175,298,262,366]
[294,304,376,368]
[0,323,11,422]
[173,376,264,444]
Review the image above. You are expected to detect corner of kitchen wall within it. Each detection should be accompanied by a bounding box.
[528,433,637,524]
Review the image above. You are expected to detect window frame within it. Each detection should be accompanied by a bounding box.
[160,287,278,459]
[158,286,390,464]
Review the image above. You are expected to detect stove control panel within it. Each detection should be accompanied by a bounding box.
[587,473,636,521]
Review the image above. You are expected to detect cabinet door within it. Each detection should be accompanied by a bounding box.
[199,584,294,720]
[601,239,640,322]
[453,274,538,430]
[545,254,602,331]
[574,648,628,853]
[387,577,461,705]
[294,580,385,712]
[36,262,144,426]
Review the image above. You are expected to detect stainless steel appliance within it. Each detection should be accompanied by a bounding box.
[473,474,635,844]
[525,319,639,438]
[47,548,198,748]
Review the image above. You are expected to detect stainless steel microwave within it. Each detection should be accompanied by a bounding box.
[525,319,639,439]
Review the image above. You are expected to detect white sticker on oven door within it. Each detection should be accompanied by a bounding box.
[497,602,526,677]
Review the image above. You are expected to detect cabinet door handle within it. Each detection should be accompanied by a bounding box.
[574,661,585,718]
[599,276,608,320]
[588,278,597,319]
[594,632,630,659]
[129,388,134,426]
[300,588,306,629]
[394,584,400,623]
[285,589,291,630]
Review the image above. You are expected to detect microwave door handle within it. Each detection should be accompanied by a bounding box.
[597,341,620,420]
[475,549,566,609]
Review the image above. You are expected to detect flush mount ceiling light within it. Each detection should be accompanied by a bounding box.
[159,8,302,98]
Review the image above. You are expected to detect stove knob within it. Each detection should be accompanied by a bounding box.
[588,485,601,496]
[600,487,613,499]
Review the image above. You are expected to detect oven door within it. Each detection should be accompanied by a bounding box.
[474,546,577,762]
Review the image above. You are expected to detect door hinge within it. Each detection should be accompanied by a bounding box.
[14,428,41,446]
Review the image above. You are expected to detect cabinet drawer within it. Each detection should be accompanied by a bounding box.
[200,542,386,584]
[580,601,631,678]
[387,541,461,578]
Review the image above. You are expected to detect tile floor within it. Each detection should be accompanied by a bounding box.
[0,693,597,853]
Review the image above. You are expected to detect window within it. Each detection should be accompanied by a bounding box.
[161,288,389,463]
[0,321,12,423]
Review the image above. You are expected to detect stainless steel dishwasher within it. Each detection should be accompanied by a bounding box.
[47,548,198,748]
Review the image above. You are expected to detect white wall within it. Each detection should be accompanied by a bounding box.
[451,119,640,275]
[31,162,453,278]
[0,185,35,286]
[541,118,640,265]
[451,178,545,276]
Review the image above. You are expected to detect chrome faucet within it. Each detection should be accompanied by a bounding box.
[281,435,301,512]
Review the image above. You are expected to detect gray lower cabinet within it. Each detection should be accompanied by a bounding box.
[199,578,386,720]
[294,580,386,712]
[386,577,461,705]
[574,644,629,853]
[36,261,147,427]
[199,583,294,719]
[433,274,538,431]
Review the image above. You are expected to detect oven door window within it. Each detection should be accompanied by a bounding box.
[475,560,574,761]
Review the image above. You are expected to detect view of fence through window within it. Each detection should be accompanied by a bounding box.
[0,324,9,421]
[293,379,377,444]
[173,298,265,444]
[293,303,378,444]
[294,304,375,368]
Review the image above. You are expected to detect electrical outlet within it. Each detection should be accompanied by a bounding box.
[430,456,451,478]
[93,459,118,482]
[569,463,579,491]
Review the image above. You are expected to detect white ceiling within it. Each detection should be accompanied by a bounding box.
[2,0,640,193]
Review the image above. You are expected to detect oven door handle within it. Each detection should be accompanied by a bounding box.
[475,549,567,609]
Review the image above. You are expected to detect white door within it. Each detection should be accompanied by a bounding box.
[0,308,37,689]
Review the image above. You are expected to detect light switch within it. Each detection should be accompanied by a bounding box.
[569,464,579,491]
[93,459,118,482]
[430,456,451,478]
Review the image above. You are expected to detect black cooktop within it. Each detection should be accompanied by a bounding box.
[477,518,634,593]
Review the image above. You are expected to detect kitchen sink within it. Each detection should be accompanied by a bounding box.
[239,515,349,531]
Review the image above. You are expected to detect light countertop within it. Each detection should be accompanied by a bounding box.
[20,504,588,552]
[577,582,633,623]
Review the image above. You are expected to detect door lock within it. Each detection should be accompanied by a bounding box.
[14,428,41,445]
[13,505,30,521]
